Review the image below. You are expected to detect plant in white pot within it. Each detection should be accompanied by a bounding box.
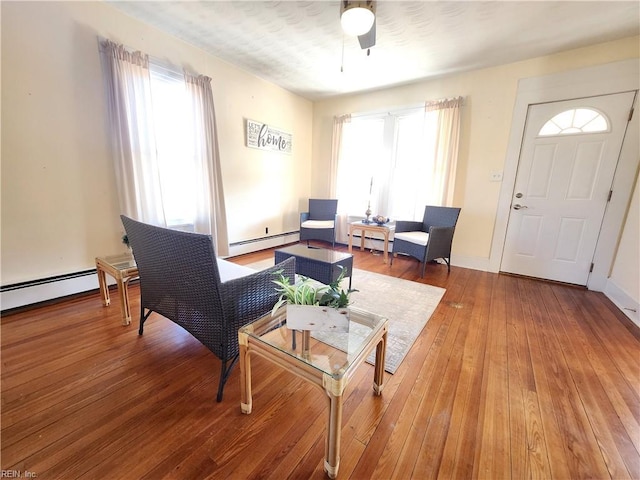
[271,266,356,332]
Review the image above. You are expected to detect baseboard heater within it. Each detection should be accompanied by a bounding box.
[2,230,356,312]
[1,268,107,313]
[229,230,299,247]
[227,231,300,256]
[1,232,303,312]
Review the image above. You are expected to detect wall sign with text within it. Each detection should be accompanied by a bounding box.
[246,119,292,154]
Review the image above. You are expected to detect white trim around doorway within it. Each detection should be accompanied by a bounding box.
[489,59,639,291]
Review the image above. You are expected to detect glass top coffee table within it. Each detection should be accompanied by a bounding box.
[275,244,353,289]
[238,306,388,479]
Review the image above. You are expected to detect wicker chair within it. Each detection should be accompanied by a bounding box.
[390,206,461,277]
[121,215,295,402]
[299,199,338,248]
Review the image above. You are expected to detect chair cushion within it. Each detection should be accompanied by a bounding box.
[217,258,255,282]
[301,220,335,229]
[394,231,430,246]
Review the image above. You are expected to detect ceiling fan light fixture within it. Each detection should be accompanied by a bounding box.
[340,1,376,37]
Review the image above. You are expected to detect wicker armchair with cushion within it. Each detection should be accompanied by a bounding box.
[121,215,295,402]
[299,198,338,248]
[390,206,461,277]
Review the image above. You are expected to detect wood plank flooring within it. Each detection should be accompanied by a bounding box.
[2,244,639,479]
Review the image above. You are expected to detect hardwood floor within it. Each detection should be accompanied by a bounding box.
[2,244,639,479]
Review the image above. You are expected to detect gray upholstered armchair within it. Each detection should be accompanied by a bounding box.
[390,206,461,277]
[299,198,338,248]
[121,215,295,402]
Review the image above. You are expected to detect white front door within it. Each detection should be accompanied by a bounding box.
[501,92,635,285]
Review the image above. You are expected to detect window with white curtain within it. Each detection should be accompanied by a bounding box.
[102,39,229,255]
[149,65,198,229]
[336,107,440,222]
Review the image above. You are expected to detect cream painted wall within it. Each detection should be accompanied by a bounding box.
[1,1,312,285]
[610,176,639,302]
[312,36,640,267]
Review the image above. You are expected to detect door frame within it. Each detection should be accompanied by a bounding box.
[490,59,639,290]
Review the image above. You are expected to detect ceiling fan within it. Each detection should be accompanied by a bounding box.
[340,0,376,53]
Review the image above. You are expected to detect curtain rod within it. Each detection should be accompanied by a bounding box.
[97,36,194,77]
[348,102,425,119]
[345,95,465,119]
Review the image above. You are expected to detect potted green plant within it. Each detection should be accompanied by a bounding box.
[271,266,357,332]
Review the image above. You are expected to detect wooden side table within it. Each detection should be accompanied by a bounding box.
[95,253,139,326]
[348,221,395,263]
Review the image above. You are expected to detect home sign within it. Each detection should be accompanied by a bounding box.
[246,119,292,154]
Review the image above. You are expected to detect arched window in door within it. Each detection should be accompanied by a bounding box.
[538,108,609,136]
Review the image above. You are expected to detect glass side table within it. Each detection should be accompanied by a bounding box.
[95,253,139,326]
[238,306,388,479]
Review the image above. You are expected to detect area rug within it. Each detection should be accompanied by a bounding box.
[245,259,446,374]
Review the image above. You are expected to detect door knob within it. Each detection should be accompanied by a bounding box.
[515,192,523,198]
[513,204,528,210]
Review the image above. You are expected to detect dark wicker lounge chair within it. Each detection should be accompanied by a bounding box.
[299,198,338,248]
[390,206,461,277]
[121,215,295,402]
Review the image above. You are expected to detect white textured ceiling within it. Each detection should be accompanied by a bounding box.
[108,1,640,100]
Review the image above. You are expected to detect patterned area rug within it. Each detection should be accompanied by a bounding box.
[246,260,446,374]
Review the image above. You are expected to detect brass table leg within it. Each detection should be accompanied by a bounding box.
[324,391,343,479]
[382,232,389,263]
[96,265,110,307]
[117,277,132,326]
[373,330,387,394]
[239,331,253,414]
[323,374,346,479]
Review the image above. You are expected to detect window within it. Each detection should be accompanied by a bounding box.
[539,108,609,136]
[149,65,198,230]
[102,39,228,253]
[388,112,437,220]
[336,116,385,214]
[336,104,455,223]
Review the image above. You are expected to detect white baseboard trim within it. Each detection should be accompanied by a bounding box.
[227,232,300,257]
[604,280,639,328]
[2,233,301,312]
[1,272,107,311]
[451,255,492,272]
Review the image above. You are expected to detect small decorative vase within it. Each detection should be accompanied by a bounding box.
[365,201,372,223]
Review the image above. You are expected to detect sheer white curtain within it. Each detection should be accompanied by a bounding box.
[334,116,386,244]
[329,114,351,197]
[184,73,229,256]
[426,96,463,207]
[102,40,229,253]
[386,111,431,220]
[331,97,463,228]
[330,114,351,243]
[102,40,166,226]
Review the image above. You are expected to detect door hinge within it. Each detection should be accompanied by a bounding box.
[590,263,594,273]
[607,190,613,202]
[629,107,635,122]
